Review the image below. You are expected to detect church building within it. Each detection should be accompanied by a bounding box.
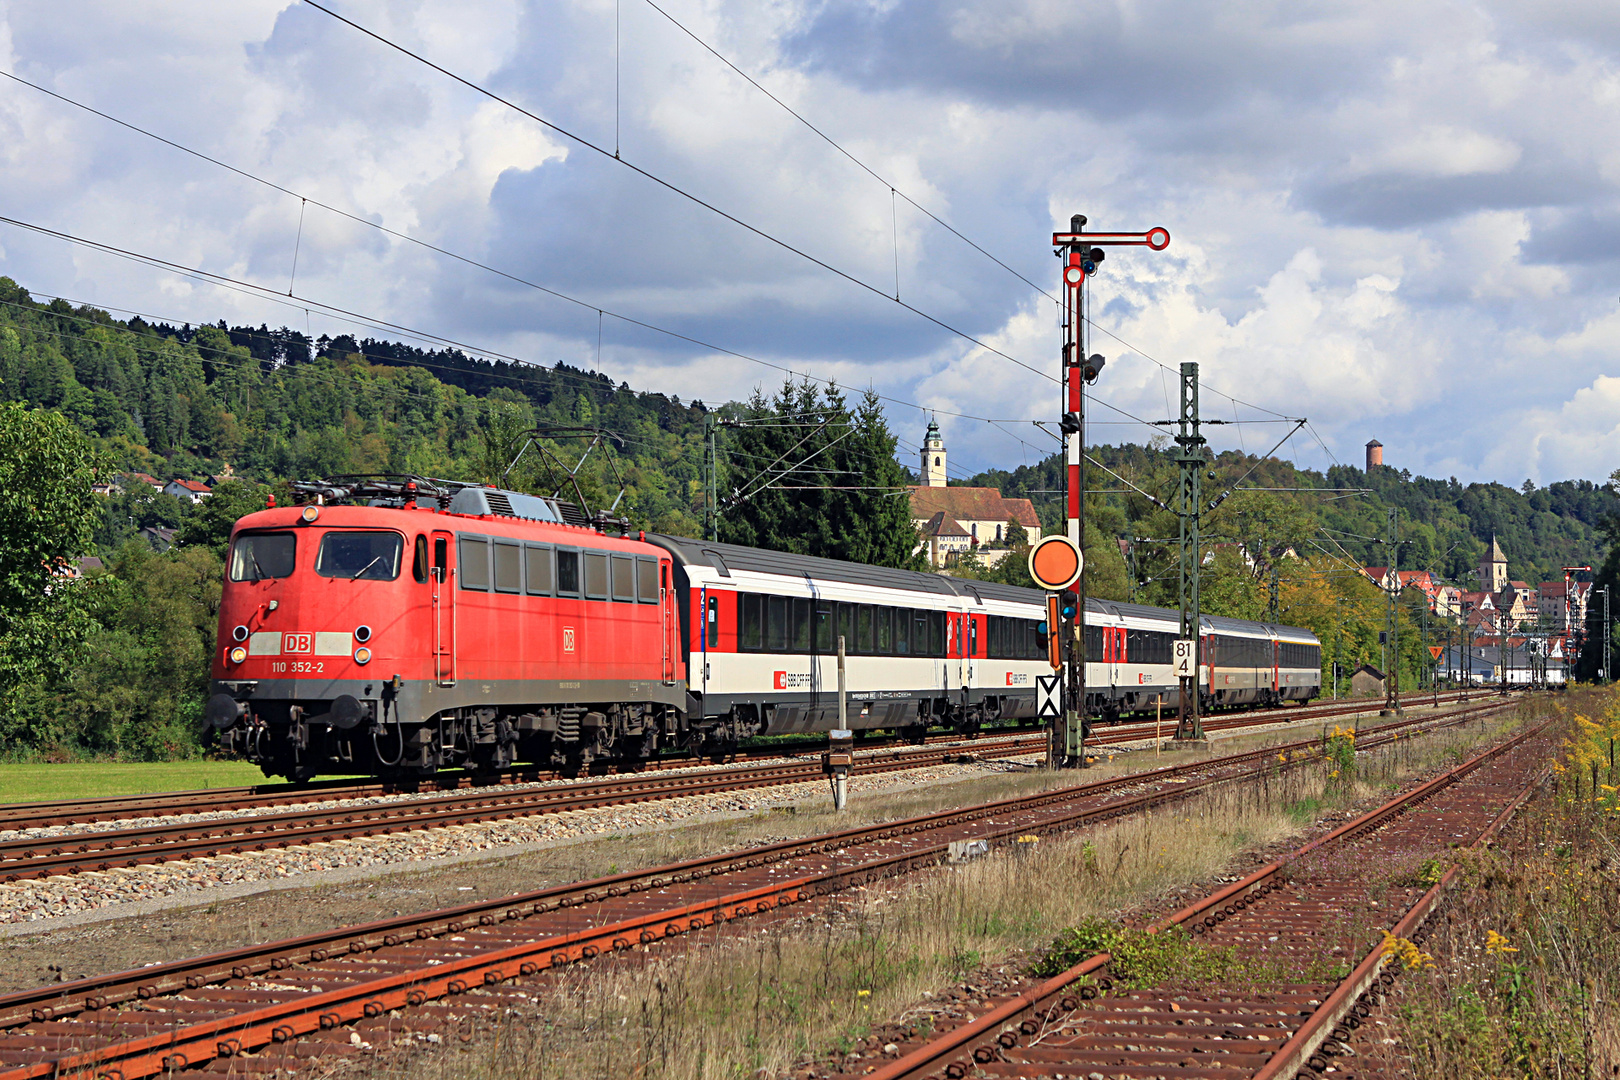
[908,419,1042,569]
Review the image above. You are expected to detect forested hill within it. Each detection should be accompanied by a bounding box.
[0,277,715,542]
[966,444,1617,589]
[1,271,1612,588]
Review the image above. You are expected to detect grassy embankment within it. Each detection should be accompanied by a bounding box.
[0,760,268,803]
[1388,686,1619,1077]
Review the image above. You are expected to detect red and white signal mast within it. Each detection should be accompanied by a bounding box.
[1035,214,1169,767]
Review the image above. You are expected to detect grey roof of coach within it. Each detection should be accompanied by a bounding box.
[647,534,1320,645]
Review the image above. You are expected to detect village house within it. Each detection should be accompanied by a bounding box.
[163,478,212,505]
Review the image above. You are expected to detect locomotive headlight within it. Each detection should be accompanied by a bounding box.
[354,625,372,643]
[231,625,249,642]
[300,505,320,523]
[353,647,372,665]
[229,646,248,664]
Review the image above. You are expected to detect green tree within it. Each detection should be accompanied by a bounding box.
[0,401,104,624]
[720,382,922,569]
[174,480,273,557]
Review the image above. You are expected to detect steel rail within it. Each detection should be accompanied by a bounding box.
[0,699,1520,1075]
[0,689,1490,830]
[0,735,1049,882]
[856,716,1552,1080]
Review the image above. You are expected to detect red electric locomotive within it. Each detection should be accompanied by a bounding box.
[209,477,685,779]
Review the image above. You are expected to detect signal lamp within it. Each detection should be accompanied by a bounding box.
[353,647,372,665]
[1081,354,1106,383]
[231,624,249,642]
[301,505,321,523]
[229,646,247,664]
[354,625,372,643]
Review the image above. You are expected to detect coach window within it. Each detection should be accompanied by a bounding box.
[229,532,296,582]
[895,608,911,655]
[583,552,609,600]
[875,607,893,655]
[790,598,811,652]
[812,603,833,652]
[635,557,659,603]
[457,537,490,590]
[526,544,553,596]
[555,549,580,597]
[766,595,788,651]
[928,611,945,657]
[739,594,764,651]
[854,604,873,655]
[413,536,429,583]
[493,540,522,594]
[832,602,852,654]
[610,555,636,602]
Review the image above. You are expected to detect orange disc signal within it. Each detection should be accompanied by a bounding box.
[1028,534,1083,591]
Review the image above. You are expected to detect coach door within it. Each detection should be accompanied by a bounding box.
[1104,626,1124,690]
[431,530,456,686]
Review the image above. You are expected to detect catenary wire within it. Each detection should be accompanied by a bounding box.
[299,0,1058,388]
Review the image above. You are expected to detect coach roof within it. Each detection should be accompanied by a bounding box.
[647,535,1042,606]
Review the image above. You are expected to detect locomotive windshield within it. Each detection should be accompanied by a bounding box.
[316,531,404,580]
[229,532,297,581]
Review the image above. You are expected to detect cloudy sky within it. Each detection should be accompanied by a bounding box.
[1,0,1618,485]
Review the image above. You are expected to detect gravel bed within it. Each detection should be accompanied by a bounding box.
[0,753,1050,927]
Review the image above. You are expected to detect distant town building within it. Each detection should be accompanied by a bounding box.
[908,421,1041,570]
[1478,535,1508,593]
[124,471,164,494]
[164,479,212,504]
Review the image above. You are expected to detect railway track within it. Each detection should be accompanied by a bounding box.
[0,687,1496,833]
[850,719,1554,1080]
[0,692,1515,883]
[0,696,1531,1078]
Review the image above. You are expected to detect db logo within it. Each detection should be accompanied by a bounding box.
[284,633,312,654]
[562,627,576,653]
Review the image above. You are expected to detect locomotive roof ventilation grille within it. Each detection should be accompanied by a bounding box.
[446,486,567,525]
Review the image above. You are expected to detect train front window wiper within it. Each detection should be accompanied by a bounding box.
[351,555,386,580]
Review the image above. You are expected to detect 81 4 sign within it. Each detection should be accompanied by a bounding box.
[1172,638,1197,677]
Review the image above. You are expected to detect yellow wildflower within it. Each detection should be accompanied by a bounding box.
[1381,930,1436,971]
[1485,930,1518,956]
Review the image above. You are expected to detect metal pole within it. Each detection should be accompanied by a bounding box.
[1384,508,1401,714]
[703,414,718,542]
[1605,585,1611,684]
[829,634,850,810]
[1174,361,1205,740]
[1061,214,1088,768]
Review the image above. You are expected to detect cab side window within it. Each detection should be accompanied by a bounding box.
[413,535,429,583]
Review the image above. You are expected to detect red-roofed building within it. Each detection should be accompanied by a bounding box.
[164,478,212,505]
